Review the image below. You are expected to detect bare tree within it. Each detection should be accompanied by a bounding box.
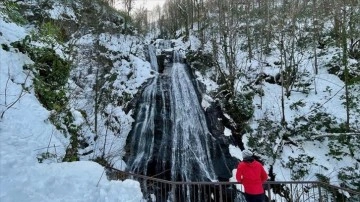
[333,0,341,46]
[341,2,350,131]
[133,6,149,34]
[312,0,319,75]
[123,0,135,16]
[102,0,116,5]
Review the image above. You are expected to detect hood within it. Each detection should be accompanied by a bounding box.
[243,156,255,163]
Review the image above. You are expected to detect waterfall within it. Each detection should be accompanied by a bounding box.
[170,62,216,182]
[126,45,172,176]
[126,76,157,174]
[173,50,181,63]
[148,45,158,71]
[126,46,235,200]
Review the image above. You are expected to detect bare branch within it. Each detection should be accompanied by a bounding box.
[1,71,31,119]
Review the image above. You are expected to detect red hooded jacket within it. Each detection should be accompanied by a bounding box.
[236,160,268,195]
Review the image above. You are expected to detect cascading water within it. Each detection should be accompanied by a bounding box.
[126,45,173,176]
[147,45,159,72]
[169,52,216,182]
[126,44,236,201]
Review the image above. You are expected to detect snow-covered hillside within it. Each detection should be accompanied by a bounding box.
[184,8,360,189]
[0,15,145,202]
[0,0,151,200]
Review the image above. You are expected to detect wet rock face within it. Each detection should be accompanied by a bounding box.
[205,102,239,180]
[205,102,225,137]
[156,54,166,73]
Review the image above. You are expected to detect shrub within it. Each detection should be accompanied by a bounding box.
[1,44,10,51]
[38,21,65,44]
[37,152,58,163]
[338,166,360,190]
[289,100,306,111]
[11,38,70,112]
[61,111,81,162]
[2,1,27,25]
[248,117,284,159]
[29,47,70,111]
[285,154,314,180]
[292,111,338,137]
[226,93,254,123]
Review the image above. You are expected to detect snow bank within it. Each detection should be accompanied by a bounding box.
[1,162,143,202]
[0,13,144,202]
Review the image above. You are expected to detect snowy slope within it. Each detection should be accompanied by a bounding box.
[185,24,360,188]
[0,12,144,202]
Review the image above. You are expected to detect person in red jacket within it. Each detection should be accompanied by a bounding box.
[236,150,268,202]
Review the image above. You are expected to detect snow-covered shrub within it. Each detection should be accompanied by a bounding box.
[347,85,360,114]
[296,35,313,49]
[0,0,27,25]
[1,43,10,51]
[31,48,70,111]
[292,69,313,95]
[326,53,360,84]
[62,111,81,162]
[10,35,86,162]
[315,173,330,183]
[248,117,284,159]
[285,154,314,180]
[289,100,306,111]
[38,21,66,44]
[37,151,58,163]
[225,92,254,124]
[48,109,87,162]
[186,50,214,75]
[10,38,70,112]
[338,166,360,190]
[292,111,338,137]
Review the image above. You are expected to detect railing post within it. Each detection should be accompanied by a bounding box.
[318,182,322,202]
[219,184,223,202]
[267,183,271,201]
[172,183,176,202]
[290,183,293,202]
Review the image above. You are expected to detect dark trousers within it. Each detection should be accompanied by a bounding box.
[244,193,265,202]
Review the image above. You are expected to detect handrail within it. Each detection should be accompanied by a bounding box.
[105,166,360,194]
[105,165,360,201]
[317,181,360,195]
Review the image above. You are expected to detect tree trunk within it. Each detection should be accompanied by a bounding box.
[245,0,253,60]
[280,32,286,125]
[341,5,350,131]
[312,0,318,74]
[95,68,99,137]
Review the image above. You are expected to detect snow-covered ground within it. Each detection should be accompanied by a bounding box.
[0,17,143,202]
